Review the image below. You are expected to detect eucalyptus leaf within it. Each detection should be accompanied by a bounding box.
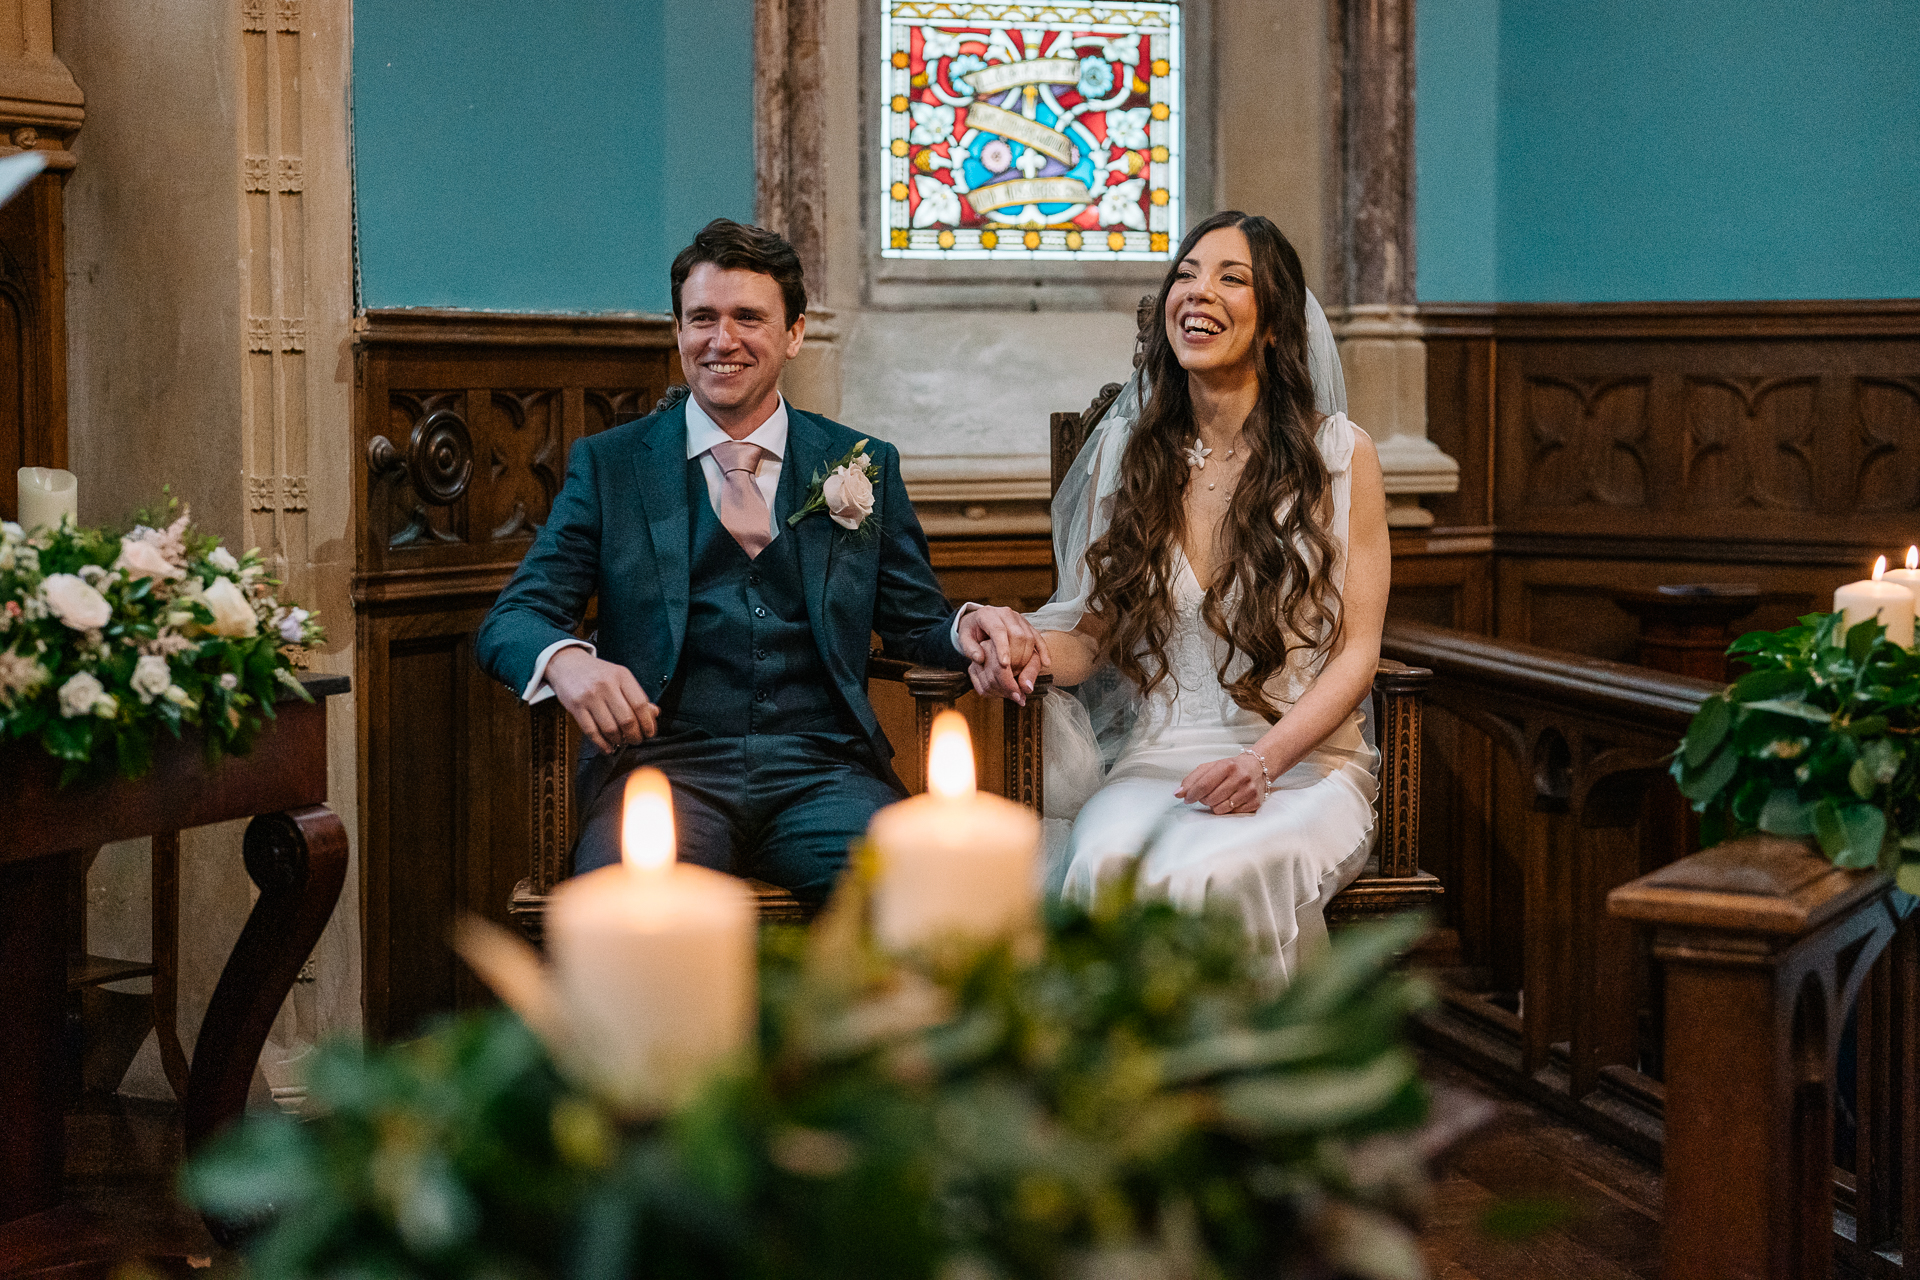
[1216,1049,1417,1133]
[1741,698,1833,724]
[1759,788,1817,837]
[1900,860,1920,897]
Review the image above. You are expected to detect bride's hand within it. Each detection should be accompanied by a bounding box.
[1175,754,1265,816]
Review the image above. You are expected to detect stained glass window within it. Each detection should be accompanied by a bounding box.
[880,2,1182,260]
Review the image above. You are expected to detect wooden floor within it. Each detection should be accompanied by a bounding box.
[21,1057,1663,1279]
[1419,1053,1664,1279]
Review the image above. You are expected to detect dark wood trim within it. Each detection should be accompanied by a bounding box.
[1420,298,1920,340]
[354,309,679,350]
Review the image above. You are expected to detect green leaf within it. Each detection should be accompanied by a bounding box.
[1676,744,1739,803]
[1839,715,1891,737]
[1899,860,1920,897]
[1851,757,1878,799]
[1683,696,1732,769]
[1215,1049,1418,1133]
[1814,801,1885,869]
[1849,617,1885,663]
[1731,668,1807,703]
[1759,788,1817,837]
[1741,698,1832,724]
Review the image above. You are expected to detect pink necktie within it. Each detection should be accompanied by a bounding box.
[710,440,772,559]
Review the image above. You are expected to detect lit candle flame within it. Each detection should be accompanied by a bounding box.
[927,710,976,799]
[621,768,676,872]
[1907,545,1917,571]
[1874,555,1889,582]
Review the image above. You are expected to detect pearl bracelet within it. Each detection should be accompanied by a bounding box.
[1238,746,1271,793]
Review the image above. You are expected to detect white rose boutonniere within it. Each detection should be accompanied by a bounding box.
[57,670,116,719]
[202,576,259,638]
[41,573,112,631]
[789,440,882,536]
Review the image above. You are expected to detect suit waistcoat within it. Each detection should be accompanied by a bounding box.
[655,457,856,739]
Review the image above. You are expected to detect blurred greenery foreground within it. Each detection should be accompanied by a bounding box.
[185,874,1435,1280]
[1673,612,1920,893]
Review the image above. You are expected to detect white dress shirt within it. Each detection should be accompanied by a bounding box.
[520,393,977,704]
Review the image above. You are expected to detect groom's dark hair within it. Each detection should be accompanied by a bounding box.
[670,219,808,328]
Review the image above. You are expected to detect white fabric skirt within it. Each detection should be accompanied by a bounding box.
[1052,710,1377,982]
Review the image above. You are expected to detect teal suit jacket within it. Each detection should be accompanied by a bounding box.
[475,400,965,777]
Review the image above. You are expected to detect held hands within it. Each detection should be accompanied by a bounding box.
[959,606,1050,706]
[545,647,658,754]
[1175,752,1267,816]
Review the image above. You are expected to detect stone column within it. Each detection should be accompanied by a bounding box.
[1333,0,1457,527]
[755,0,841,416]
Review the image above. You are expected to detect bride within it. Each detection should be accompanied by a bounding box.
[1022,210,1389,979]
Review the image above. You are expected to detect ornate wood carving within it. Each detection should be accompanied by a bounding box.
[1681,376,1817,510]
[1523,376,1652,508]
[1854,376,1920,514]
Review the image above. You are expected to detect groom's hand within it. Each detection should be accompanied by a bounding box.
[545,647,658,753]
[959,606,1048,705]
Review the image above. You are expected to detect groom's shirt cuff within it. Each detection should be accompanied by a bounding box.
[523,638,596,703]
[950,601,982,651]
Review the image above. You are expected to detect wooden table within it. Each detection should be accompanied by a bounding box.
[0,674,349,1258]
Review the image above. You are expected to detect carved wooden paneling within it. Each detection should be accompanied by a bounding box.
[1681,376,1817,511]
[1522,376,1651,509]
[353,311,679,1038]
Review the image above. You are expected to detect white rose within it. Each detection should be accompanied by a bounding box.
[201,576,257,638]
[57,670,104,718]
[219,672,238,691]
[40,574,112,631]
[131,654,172,704]
[115,536,185,582]
[821,465,876,531]
[1,521,21,544]
[207,546,239,574]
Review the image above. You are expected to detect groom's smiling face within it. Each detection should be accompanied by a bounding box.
[675,264,807,435]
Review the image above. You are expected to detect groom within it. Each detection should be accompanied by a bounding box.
[477,218,1042,899]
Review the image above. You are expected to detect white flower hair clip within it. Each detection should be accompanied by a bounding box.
[1184,438,1212,470]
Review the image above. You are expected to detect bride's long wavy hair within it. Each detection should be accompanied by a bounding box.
[1084,211,1340,720]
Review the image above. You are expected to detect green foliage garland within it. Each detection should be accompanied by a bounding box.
[1671,611,1920,893]
[0,502,325,784]
[185,884,1434,1280]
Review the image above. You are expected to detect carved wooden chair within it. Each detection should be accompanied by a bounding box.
[1046,374,1441,927]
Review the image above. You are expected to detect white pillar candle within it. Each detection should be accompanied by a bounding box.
[1836,556,1916,648]
[546,768,756,1115]
[16,467,76,532]
[1883,546,1920,605]
[868,710,1041,953]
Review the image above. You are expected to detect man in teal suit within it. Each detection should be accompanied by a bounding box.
[477,219,1044,898]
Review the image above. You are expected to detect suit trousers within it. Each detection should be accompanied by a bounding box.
[572,730,900,901]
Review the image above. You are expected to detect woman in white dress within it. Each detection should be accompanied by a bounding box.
[1026,210,1390,981]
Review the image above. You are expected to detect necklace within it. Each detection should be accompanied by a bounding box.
[1186,438,1240,491]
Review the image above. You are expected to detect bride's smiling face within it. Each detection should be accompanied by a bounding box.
[1165,227,1260,377]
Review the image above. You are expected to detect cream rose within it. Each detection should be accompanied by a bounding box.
[207,546,239,574]
[131,654,172,704]
[57,671,112,718]
[202,576,258,638]
[41,574,112,631]
[115,536,185,582]
[822,464,876,531]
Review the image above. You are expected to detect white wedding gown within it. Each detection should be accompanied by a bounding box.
[1051,414,1378,981]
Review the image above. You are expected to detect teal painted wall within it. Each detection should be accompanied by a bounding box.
[353,0,755,314]
[1416,1,1920,302]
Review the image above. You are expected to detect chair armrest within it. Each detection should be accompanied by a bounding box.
[528,698,575,900]
[1370,659,1432,880]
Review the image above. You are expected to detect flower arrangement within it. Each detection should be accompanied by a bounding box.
[0,502,324,784]
[184,883,1433,1280]
[1673,612,1920,893]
